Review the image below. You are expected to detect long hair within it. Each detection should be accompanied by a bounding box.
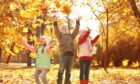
[41,43,46,53]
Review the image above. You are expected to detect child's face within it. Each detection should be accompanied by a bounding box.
[39,36,46,44]
[60,27,70,34]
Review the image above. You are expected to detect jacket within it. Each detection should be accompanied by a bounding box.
[53,21,80,55]
[78,31,100,60]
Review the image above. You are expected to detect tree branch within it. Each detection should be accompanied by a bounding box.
[128,0,140,24]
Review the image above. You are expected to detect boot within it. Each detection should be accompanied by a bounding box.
[64,79,71,84]
[80,80,84,84]
[57,79,62,84]
[85,80,88,84]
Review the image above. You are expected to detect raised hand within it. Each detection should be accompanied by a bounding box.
[76,16,82,21]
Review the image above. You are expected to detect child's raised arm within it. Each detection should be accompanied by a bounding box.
[22,38,36,53]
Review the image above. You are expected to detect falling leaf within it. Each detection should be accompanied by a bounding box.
[41,3,50,13]
[131,61,139,67]
[0,22,3,26]
[22,27,28,33]
[62,3,72,14]
[122,59,129,67]
[29,0,34,3]
[112,0,118,3]
[55,0,61,8]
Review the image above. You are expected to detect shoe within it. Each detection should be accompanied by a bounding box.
[80,80,84,84]
[85,80,88,84]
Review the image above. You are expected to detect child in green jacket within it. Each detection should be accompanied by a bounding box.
[22,36,53,84]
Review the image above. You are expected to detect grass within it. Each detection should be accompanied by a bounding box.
[0,63,140,84]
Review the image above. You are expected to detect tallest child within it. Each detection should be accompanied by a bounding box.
[53,16,81,84]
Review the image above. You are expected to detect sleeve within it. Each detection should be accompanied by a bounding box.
[54,21,61,39]
[91,34,100,45]
[72,21,80,39]
[78,31,90,45]
[22,39,36,53]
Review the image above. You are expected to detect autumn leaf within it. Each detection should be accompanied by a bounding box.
[0,22,3,26]
[112,0,118,3]
[62,3,72,14]
[22,27,28,33]
[30,53,36,58]
[55,0,61,8]
[13,46,19,54]
[29,0,34,3]
[41,0,46,3]
[51,9,57,13]
[41,3,50,13]
[122,59,129,67]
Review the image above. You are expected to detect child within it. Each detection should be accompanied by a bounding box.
[78,28,100,84]
[53,16,81,84]
[22,35,53,84]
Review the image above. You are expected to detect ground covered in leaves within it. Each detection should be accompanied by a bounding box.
[0,63,140,84]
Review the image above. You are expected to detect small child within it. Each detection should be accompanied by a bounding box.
[78,28,100,84]
[22,35,54,84]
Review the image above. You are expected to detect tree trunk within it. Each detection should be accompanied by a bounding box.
[0,48,2,62]
[6,42,15,64]
[26,51,32,67]
[128,0,140,25]
[104,9,109,73]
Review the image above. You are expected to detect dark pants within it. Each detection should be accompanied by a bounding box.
[58,52,73,81]
[79,60,91,80]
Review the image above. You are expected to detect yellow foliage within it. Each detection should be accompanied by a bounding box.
[1,42,6,46]
[109,61,114,67]
[5,47,16,56]
[0,22,3,26]
[131,61,139,68]
[93,60,99,66]
[10,3,18,11]
[55,0,61,8]
[30,53,36,58]
[112,0,118,3]
[20,10,27,17]
[62,3,72,14]
[5,47,10,52]
[29,0,34,3]
[122,59,129,67]
[22,27,28,33]
[13,46,19,54]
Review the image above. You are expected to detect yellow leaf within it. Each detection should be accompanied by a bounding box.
[20,10,27,17]
[112,0,118,3]
[122,59,129,67]
[14,46,19,54]
[55,0,61,8]
[0,22,3,26]
[62,3,72,14]
[29,0,34,3]
[22,27,28,32]
[30,53,36,58]
[131,61,139,67]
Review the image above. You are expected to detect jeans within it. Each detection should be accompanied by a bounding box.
[58,52,73,81]
[34,70,48,84]
[79,60,91,80]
